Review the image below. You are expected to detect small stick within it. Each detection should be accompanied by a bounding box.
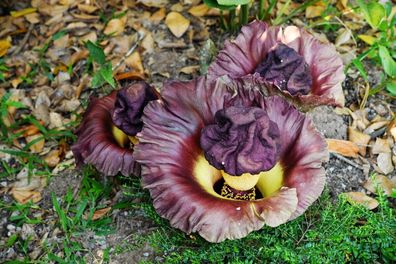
[112,31,145,72]
[12,24,34,56]
[330,152,365,171]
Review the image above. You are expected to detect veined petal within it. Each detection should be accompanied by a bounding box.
[208,20,345,108]
[72,92,139,176]
[135,77,327,242]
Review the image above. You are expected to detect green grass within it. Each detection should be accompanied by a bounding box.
[139,190,396,263]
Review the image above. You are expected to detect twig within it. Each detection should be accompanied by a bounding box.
[112,31,145,72]
[12,24,34,56]
[330,153,365,171]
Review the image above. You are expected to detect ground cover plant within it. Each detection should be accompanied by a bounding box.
[0,0,395,263]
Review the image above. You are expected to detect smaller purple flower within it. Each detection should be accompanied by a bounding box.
[72,82,159,176]
[208,20,345,109]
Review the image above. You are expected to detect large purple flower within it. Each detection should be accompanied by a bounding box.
[135,77,328,242]
[208,21,345,109]
[72,82,158,176]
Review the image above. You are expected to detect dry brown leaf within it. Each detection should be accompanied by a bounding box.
[69,50,89,66]
[335,29,352,47]
[25,12,40,24]
[372,138,391,154]
[171,3,184,12]
[344,192,379,210]
[326,139,359,158]
[104,17,126,36]
[141,33,155,54]
[189,4,209,17]
[377,153,394,175]
[44,149,61,167]
[72,13,99,20]
[305,5,325,18]
[179,65,199,75]
[80,31,97,44]
[115,71,145,81]
[150,8,166,23]
[348,127,370,156]
[13,120,45,137]
[364,120,389,134]
[77,4,98,14]
[125,51,144,74]
[138,0,168,7]
[0,38,12,57]
[26,133,45,153]
[91,207,111,220]
[12,189,42,204]
[363,175,396,196]
[165,12,190,38]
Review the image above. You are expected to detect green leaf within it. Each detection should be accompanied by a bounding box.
[218,0,250,5]
[99,63,115,88]
[51,192,69,232]
[352,59,368,81]
[386,80,396,96]
[91,71,105,88]
[378,45,396,77]
[85,40,106,65]
[356,0,386,29]
[52,30,67,41]
[203,0,238,10]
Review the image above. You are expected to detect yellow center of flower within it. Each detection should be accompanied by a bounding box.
[194,155,284,200]
[111,125,138,147]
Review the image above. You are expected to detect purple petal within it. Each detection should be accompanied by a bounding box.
[112,82,159,136]
[200,106,280,175]
[255,43,312,95]
[71,92,139,176]
[208,20,345,108]
[135,78,327,242]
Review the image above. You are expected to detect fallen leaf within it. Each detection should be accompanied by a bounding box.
[12,190,42,204]
[0,38,12,57]
[372,138,391,154]
[49,112,64,129]
[138,0,168,7]
[26,133,45,153]
[165,12,190,38]
[188,4,209,17]
[91,207,112,220]
[13,121,45,137]
[364,120,389,134]
[69,49,89,66]
[104,17,126,36]
[305,5,325,18]
[170,3,184,12]
[150,8,166,23]
[335,29,352,47]
[125,51,144,74]
[115,71,145,81]
[343,192,379,210]
[326,139,359,158]
[77,4,98,14]
[358,34,376,45]
[364,175,396,196]
[141,33,155,54]
[179,65,200,75]
[11,8,37,18]
[25,12,40,24]
[348,127,371,156]
[44,149,61,167]
[377,153,394,175]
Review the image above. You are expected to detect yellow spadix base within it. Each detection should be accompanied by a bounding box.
[194,154,285,200]
[256,163,284,197]
[222,171,260,191]
[112,125,129,147]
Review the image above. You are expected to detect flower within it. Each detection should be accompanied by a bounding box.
[208,20,345,109]
[135,77,328,242]
[72,82,158,176]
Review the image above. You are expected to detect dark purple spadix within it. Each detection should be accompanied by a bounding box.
[255,44,312,95]
[112,82,159,136]
[200,106,280,176]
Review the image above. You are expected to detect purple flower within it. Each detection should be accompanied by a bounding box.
[208,21,345,109]
[72,82,158,176]
[134,77,328,242]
